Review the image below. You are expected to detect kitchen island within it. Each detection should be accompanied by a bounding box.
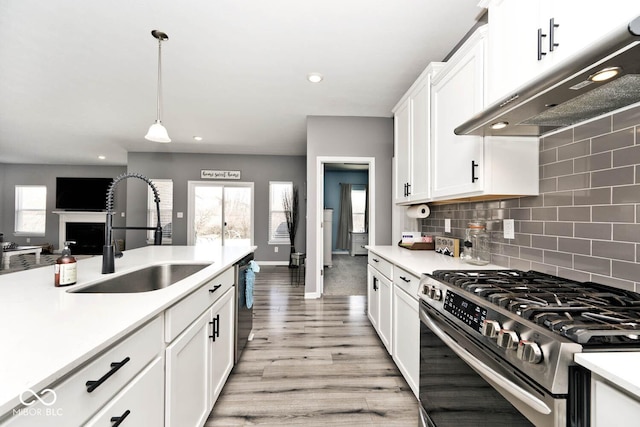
[0,245,254,424]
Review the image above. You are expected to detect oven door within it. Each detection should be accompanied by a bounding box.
[419,300,565,427]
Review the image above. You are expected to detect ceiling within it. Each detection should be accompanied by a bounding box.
[0,0,482,166]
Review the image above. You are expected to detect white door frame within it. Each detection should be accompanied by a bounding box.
[315,156,375,296]
[186,180,255,246]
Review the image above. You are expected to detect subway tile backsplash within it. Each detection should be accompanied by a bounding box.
[421,103,640,292]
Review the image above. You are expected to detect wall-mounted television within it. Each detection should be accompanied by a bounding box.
[55,177,113,211]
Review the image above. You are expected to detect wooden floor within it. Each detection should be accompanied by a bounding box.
[206,266,419,426]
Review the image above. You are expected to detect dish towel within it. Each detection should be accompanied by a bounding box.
[245,260,260,309]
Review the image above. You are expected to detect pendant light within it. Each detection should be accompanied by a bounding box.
[145,30,171,143]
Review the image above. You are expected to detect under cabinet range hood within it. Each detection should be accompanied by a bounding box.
[455,16,640,137]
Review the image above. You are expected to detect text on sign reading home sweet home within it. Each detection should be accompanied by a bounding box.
[200,170,241,180]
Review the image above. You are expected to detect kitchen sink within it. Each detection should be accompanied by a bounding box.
[69,263,210,293]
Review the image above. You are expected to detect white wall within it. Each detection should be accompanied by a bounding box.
[306,116,393,297]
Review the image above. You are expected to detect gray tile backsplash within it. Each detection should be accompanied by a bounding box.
[421,103,640,291]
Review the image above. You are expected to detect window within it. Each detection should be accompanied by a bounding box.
[269,181,292,244]
[351,187,366,232]
[147,179,173,243]
[15,185,47,235]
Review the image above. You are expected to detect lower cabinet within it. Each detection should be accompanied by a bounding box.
[367,264,393,353]
[591,374,640,424]
[392,268,420,398]
[165,287,235,427]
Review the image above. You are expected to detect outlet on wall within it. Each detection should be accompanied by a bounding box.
[504,219,515,239]
[274,246,278,253]
[444,218,451,233]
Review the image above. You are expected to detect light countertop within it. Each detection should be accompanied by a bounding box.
[0,245,254,415]
[575,353,640,399]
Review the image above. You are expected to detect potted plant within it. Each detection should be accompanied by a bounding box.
[282,185,299,268]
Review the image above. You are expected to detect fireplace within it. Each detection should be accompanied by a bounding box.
[54,211,106,254]
[66,222,105,255]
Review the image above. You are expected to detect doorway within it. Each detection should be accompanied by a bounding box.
[316,157,375,296]
[186,181,254,247]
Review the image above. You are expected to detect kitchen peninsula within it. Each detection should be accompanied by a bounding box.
[0,245,254,426]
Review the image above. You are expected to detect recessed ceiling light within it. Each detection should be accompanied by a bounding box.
[490,121,509,130]
[193,136,203,141]
[98,155,106,160]
[307,73,324,83]
[588,66,622,82]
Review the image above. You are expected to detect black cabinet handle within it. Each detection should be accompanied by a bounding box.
[537,28,547,60]
[406,183,411,196]
[549,18,559,52]
[400,276,411,283]
[373,277,378,291]
[372,258,379,263]
[110,410,131,427]
[471,160,479,183]
[209,284,222,293]
[86,357,131,393]
[209,314,220,341]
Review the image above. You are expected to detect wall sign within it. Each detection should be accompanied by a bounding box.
[200,170,241,180]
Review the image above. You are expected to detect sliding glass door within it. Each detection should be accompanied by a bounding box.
[187,181,253,247]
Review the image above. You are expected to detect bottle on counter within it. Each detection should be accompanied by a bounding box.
[55,241,77,286]
[464,221,490,266]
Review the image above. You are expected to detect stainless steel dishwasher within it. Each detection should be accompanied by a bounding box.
[234,253,254,363]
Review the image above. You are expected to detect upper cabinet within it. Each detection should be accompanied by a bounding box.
[393,63,443,205]
[430,25,539,202]
[486,0,640,104]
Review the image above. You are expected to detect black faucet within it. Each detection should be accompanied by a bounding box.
[102,173,163,274]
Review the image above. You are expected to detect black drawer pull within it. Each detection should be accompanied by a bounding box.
[110,409,131,426]
[209,284,222,293]
[209,314,220,341]
[86,357,131,393]
[372,258,379,263]
[471,160,479,183]
[400,276,411,283]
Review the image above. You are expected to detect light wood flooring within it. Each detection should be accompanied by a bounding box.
[206,266,419,426]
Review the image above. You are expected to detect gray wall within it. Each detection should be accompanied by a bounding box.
[0,164,127,250]
[421,103,640,292]
[307,116,393,296]
[126,152,306,262]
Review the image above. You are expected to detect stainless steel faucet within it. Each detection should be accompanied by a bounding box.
[102,173,163,274]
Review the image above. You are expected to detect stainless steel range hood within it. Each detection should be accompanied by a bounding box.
[455,16,640,137]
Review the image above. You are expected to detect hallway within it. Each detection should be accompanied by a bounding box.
[206,266,419,426]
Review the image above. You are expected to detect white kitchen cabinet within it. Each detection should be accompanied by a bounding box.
[393,63,443,204]
[367,255,393,354]
[591,373,640,425]
[431,24,539,201]
[166,309,211,427]
[84,357,165,427]
[392,268,420,398]
[486,0,640,104]
[208,287,235,407]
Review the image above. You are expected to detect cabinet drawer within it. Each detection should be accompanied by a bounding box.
[368,253,393,279]
[165,267,234,342]
[393,267,420,300]
[4,317,163,427]
[351,233,368,244]
[84,357,164,427]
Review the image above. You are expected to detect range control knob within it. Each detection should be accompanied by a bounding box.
[517,340,543,364]
[427,285,442,301]
[497,329,519,350]
[481,320,501,338]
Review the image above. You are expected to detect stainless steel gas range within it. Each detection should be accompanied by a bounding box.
[418,269,640,427]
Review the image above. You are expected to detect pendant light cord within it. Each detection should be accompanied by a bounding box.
[156,37,163,123]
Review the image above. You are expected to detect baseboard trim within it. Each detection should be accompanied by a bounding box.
[305,291,321,299]
[254,260,289,266]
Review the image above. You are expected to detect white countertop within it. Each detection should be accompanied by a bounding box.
[365,245,504,278]
[0,245,254,415]
[575,353,640,399]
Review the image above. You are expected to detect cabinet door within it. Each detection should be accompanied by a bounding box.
[209,288,235,407]
[377,272,393,354]
[392,286,419,398]
[166,310,211,427]
[409,82,430,201]
[431,33,485,199]
[592,374,640,424]
[394,100,411,203]
[367,265,380,330]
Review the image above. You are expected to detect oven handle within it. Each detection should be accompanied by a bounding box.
[421,309,552,415]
